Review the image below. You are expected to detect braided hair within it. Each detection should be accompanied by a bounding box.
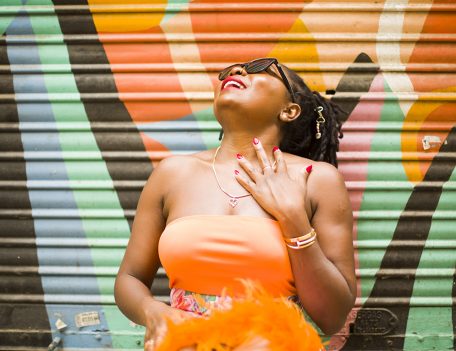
[279,66,345,167]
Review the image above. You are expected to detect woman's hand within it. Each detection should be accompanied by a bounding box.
[234,138,311,221]
[142,297,193,351]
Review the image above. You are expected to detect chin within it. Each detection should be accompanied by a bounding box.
[214,95,243,117]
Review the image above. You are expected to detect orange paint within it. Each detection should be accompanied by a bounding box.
[189,0,306,69]
[140,131,170,166]
[404,0,456,182]
[87,0,166,32]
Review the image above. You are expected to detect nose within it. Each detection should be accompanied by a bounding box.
[228,65,247,77]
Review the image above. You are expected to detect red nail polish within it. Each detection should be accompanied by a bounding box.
[236,153,243,159]
[306,165,313,173]
[253,137,259,145]
[234,170,240,175]
[272,146,279,153]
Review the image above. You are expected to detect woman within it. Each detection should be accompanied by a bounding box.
[114,57,356,349]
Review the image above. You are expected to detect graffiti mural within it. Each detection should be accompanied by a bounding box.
[0,0,455,350]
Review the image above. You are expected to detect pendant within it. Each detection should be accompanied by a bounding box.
[229,198,239,208]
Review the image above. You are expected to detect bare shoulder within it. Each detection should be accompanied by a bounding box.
[147,150,212,187]
[284,153,345,186]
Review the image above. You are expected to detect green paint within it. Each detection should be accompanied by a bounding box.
[356,77,456,348]
[358,79,412,297]
[0,0,22,35]
[192,107,220,149]
[162,0,191,24]
[27,2,140,348]
[23,0,54,4]
[404,164,456,350]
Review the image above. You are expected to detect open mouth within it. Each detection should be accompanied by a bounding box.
[221,77,247,90]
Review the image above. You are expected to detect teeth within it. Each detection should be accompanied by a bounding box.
[224,80,244,89]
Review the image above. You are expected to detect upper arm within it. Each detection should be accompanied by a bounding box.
[309,163,356,296]
[117,157,178,288]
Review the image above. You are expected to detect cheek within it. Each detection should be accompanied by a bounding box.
[213,77,287,117]
[248,78,287,111]
[253,76,288,102]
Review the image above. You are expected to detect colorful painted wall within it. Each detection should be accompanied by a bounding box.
[0,0,455,350]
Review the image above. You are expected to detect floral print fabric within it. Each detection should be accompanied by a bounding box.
[170,287,302,316]
[170,288,233,316]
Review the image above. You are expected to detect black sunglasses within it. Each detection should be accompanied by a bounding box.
[218,58,296,103]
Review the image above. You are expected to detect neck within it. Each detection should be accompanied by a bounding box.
[216,131,281,164]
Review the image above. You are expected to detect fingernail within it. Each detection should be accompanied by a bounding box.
[306,165,313,173]
[234,170,240,175]
[236,153,243,159]
[272,146,279,153]
[253,137,259,145]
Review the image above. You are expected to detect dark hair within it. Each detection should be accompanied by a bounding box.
[279,66,344,167]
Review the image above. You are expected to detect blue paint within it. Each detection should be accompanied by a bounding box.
[161,0,191,25]
[14,103,61,122]
[36,247,102,267]
[138,113,208,151]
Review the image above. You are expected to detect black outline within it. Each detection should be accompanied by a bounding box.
[52,0,153,228]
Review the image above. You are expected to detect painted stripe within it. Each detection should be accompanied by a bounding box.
[327,52,380,350]
[51,0,151,347]
[404,160,456,349]
[137,113,210,152]
[376,0,432,117]
[345,125,456,350]
[0,12,53,350]
[6,8,113,349]
[341,80,413,350]
[161,6,217,149]
[53,0,152,228]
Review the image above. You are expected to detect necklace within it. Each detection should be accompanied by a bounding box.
[212,146,251,208]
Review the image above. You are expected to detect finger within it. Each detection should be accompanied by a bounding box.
[153,322,168,349]
[252,137,273,173]
[144,327,153,343]
[272,146,287,173]
[144,325,156,350]
[302,164,313,184]
[144,339,155,351]
[237,154,260,182]
[234,169,256,193]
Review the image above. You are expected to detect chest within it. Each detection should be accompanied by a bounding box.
[163,163,313,221]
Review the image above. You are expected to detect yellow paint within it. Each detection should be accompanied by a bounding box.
[402,86,456,182]
[87,0,166,33]
[269,18,325,91]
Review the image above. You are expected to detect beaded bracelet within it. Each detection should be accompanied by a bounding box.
[284,229,317,250]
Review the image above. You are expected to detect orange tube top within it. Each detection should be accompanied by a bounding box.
[158,215,297,297]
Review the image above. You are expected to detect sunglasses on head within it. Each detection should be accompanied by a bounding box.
[218,57,296,103]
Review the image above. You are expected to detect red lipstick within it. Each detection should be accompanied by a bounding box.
[221,76,247,90]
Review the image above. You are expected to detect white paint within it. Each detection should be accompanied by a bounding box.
[376,0,433,116]
[161,7,214,110]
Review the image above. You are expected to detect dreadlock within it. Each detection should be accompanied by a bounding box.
[279,66,345,167]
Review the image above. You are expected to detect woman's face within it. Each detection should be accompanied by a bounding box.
[213,61,293,126]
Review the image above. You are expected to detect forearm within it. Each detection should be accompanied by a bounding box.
[114,272,168,326]
[277,212,355,334]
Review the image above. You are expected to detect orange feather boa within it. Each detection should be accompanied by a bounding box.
[153,284,324,351]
